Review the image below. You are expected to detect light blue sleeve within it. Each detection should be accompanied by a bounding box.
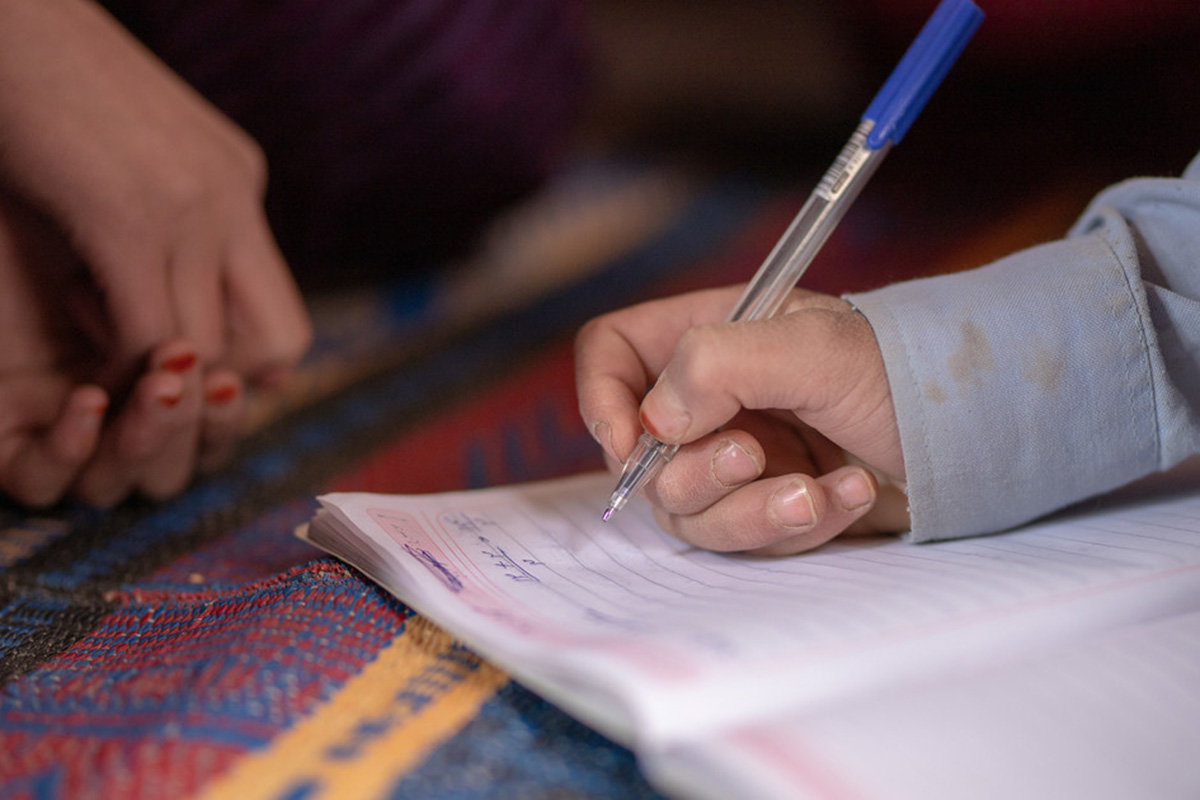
[845,151,1200,542]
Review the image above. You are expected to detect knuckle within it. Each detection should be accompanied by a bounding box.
[660,508,775,554]
[731,521,791,552]
[646,468,691,512]
[650,506,703,548]
[577,398,611,436]
[574,314,613,354]
[792,307,847,341]
[233,134,270,197]
[159,145,267,225]
[671,325,725,390]
[710,526,775,553]
[156,166,213,218]
[207,117,271,197]
[574,317,599,347]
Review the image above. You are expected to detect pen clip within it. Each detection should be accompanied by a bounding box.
[861,0,984,150]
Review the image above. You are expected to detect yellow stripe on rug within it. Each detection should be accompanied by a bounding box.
[196,615,508,800]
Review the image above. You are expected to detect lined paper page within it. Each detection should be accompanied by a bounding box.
[653,608,1200,800]
[307,472,1200,745]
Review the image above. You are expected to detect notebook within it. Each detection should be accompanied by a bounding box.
[299,471,1200,800]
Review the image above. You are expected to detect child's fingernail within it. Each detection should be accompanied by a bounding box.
[712,441,759,487]
[590,421,613,451]
[770,480,816,529]
[836,470,874,511]
[206,383,238,405]
[162,352,197,373]
[640,384,691,442]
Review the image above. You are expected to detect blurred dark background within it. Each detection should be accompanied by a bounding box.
[582,0,1200,222]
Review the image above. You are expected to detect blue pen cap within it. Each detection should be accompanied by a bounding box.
[862,0,983,149]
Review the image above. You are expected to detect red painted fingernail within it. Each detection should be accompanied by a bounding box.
[158,391,183,408]
[206,383,238,405]
[77,397,109,421]
[162,353,197,373]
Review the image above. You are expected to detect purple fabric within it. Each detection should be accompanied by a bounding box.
[101,0,591,282]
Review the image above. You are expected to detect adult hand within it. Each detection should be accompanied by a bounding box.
[0,0,312,388]
[575,286,910,555]
[0,194,245,507]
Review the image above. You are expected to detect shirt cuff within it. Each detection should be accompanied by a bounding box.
[846,234,1159,543]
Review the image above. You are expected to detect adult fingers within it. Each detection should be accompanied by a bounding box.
[222,213,312,383]
[0,381,108,507]
[167,227,226,366]
[71,365,189,507]
[197,368,246,473]
[129,341,204,500]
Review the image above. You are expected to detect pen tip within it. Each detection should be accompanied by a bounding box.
[601,507,614,522]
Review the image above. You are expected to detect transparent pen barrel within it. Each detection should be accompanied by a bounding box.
[610,433,678,511]
[605,124,891,520]
[727,122,890,323]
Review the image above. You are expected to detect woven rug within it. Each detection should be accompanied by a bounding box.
[0,154,1086,799]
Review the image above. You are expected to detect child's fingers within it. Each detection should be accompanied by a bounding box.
[575,288,743,463]
[645,431,765,516]
[842,480,911,536]
[748,466,880,556]
[654,465,879,555]
[0,383,107,507]
[639,302,904,480]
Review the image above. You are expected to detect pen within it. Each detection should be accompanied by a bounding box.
[602,0,983,521]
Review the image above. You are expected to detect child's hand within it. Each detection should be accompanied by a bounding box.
[575,286,910,555]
